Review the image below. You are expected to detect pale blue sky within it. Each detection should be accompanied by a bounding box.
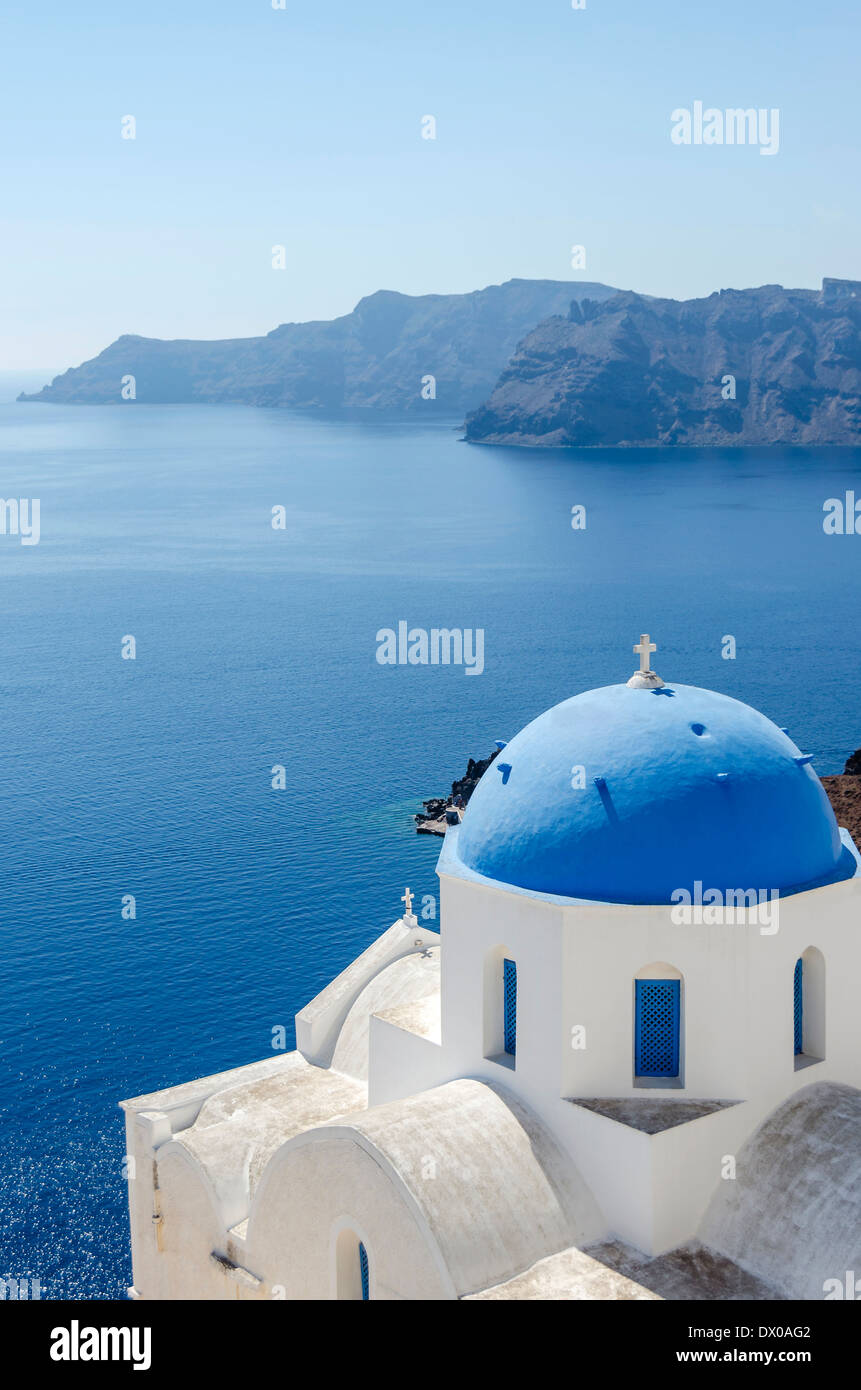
[1,0,859,370]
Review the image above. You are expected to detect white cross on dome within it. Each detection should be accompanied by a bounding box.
[627,632,664,689]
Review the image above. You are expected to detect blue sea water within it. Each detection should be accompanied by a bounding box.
[0,398,859,1299]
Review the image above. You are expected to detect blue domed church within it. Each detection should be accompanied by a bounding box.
[121,639,861,1300]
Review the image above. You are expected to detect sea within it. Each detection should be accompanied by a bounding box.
[1,377,859,1297]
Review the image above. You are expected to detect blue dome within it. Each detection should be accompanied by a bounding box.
[456,683,852,904]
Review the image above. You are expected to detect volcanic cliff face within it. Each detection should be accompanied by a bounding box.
[19,279,618,416]
[464,279,861,447]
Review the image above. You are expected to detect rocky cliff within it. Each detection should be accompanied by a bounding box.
[464,279,861,447]
[20,279,618,417]
[415,749,500,834]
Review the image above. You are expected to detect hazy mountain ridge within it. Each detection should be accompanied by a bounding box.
[464,279,861,447]
[19,280,619,416]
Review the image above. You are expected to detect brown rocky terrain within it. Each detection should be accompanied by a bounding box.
[823,774,861,845]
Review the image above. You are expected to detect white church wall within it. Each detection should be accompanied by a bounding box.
[367,1014,447,1107]
[121,1060,290,1299]
[740,876,859,1096]
[123,1106,234,1300]
[557,1103,652,1248]
[431,853,861,1261]
[295,918,439,1067]
[246,1131,453,1299]
[244,1079,605,1299]
[123,1109,161,1300]
[438,873,566,1095]
[331,948,440,1082]
[561,903,749,1100]
[440,865,860,1108]
[121,1051,368,1299]
[606,876,861,1254]
[126,1137,232,1300]
[155,1146,235,1299]
[648,1101,752,1254]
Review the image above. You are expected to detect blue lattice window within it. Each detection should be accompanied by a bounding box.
[635,979,680,1078]
[503,958,517,1056]
[794,958,804,1055]
[359,1241,369,1301]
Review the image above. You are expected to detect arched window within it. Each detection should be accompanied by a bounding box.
[794,948,825,1068]
[503,959,517,1056]
[483,946,517,1069]
[335,1227,370,1300]
[793,958,804,1055]
[359,1242,370,1301]
[634,964,683,1086]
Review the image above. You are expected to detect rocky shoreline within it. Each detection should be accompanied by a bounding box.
[415,749,500,835]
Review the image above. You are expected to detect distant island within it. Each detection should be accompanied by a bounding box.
[18,279,618,418]
[465,279,861,448]
[20,277,861,447]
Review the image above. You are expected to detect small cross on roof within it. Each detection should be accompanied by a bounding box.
[634,634,657,674]
[627,633,664,689]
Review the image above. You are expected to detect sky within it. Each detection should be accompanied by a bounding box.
[1,0,859,371]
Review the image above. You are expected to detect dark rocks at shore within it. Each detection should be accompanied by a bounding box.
[415,749,500,834]
[844,749,861,776]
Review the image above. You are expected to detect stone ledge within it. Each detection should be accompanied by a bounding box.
[568,1096,741,1134]
[373,994,441,1044]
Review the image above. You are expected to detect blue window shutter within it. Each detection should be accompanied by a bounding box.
[635,979,680,1078]
[359,1241,369,1301]
[794,958,804,1055]
[503,958,517,1055]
